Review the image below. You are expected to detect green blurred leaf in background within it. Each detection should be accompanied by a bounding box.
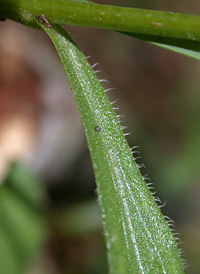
[0,163,47,274]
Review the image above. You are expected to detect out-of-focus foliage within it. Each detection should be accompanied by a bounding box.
[0,163,47,274]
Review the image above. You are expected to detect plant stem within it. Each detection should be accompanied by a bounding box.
[1,0,200,43]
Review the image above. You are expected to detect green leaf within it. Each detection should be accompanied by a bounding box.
[0,163,47,274]
[38,23,184,273]
[120,31,200,61]
[152,42,200,60]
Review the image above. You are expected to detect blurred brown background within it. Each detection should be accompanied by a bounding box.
[0,1,200,273]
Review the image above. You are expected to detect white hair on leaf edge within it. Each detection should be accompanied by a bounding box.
[94,70,101,74]
[105,87,117,93]
[110,99,119,105]
[99,79,109,83]
[86,55,91,60]
[91,62,99,68]
[90,57,185,269]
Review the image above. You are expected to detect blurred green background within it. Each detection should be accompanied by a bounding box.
[0,1,200,273]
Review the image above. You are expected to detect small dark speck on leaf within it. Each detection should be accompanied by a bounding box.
[95,126,101,132]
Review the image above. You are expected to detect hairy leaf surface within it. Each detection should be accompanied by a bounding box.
[38,23,184,273]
